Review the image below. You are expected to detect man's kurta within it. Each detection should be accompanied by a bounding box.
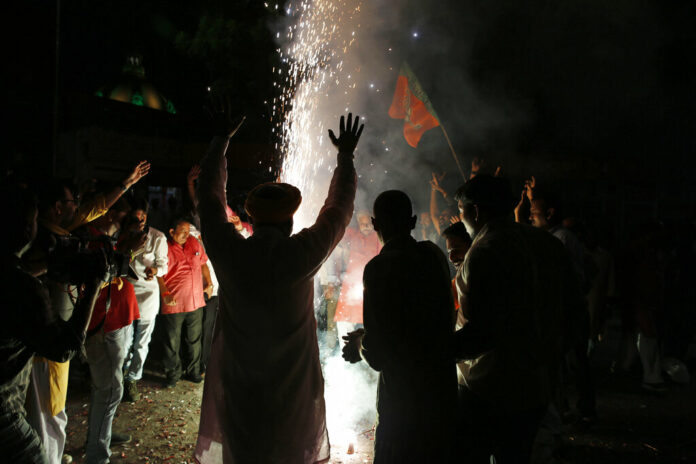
[195,137,356,463]
[360,236,457,462]
[128,227,169,320]
[454,219,583,411]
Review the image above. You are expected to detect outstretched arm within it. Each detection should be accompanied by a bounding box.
[105,160,151,209]
[67,161,151,231]
[288,114,362,280]
[187,165,201,211]
[197,96,246,251]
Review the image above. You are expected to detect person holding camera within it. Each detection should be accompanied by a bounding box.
[22,162,149,464]
[1,184,104,464]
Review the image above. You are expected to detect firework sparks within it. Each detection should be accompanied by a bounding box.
[275,0,378,454]
[277,0,364,231]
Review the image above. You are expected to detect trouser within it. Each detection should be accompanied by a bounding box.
[534,403,563,463]
[123,318,157,382]
[25,360,67,464]
[200,296,218,372]
[0,411,49,464]
[458,385,546,463]
[566,338,596,417]
[161,308,203,381]
[85,326,129,464]
[321,287,339,350]
[637,332,663,384]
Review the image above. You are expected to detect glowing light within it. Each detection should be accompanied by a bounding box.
[276,0,377,452]
[412,31,419,38]
[277,0,367,230]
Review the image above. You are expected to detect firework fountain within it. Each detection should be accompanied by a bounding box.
[274,0,383,457]
[276,0,366,230]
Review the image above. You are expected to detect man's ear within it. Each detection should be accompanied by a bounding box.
[169,228,175,237]
[408,215,417,231]
[474,204,481,223]
[371,216,380,232]
[54,201,63,217]
[546,207,555,222]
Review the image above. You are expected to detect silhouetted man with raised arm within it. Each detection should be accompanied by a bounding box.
[195,105,363,464]
[342,190,457,464]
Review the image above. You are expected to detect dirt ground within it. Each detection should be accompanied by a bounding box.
[63,318,696,463]
[63,368,375,464]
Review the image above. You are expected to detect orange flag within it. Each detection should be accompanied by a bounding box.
[388,62,440,148]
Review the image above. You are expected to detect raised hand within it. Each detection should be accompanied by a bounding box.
[430,172,446,194]
[187,165,201,185]
[328,113,364,154]
[514,188,527,223]
[524,176,536,201]
[124,160,151,189]
[206,93,245,139]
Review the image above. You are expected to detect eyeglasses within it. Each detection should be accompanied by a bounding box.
[61,198,79,205]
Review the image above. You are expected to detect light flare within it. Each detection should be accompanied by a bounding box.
[276,0,364,231]
[275,1,377,455]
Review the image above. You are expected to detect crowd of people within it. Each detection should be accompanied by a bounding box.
[1,102,694,464]
[2,145,255,463]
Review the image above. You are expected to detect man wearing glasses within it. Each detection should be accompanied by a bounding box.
[22,160,149,464]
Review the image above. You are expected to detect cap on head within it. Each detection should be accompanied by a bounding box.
[244,182,302,224]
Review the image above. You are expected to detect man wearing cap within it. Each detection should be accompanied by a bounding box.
[194,108,363,464]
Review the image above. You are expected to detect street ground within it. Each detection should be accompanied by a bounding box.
[63,317,696,463]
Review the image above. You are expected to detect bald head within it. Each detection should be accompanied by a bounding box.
[372,190,416,244]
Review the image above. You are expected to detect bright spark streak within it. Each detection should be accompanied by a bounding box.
[275,0,377,452]
[276,0,364,231]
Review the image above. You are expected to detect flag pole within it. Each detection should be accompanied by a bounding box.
[440,124,467,182]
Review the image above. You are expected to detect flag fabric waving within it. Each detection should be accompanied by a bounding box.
[388,62,440,148]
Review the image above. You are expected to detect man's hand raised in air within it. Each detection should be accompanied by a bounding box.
[123,160,151,190]
[206,94,245,139]
[328,113,364,155]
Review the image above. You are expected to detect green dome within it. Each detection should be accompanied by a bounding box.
[96,55,176,114]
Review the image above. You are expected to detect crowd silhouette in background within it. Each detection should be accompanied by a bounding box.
[2,102,695,464]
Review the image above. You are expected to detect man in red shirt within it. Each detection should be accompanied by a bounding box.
[158,216,213,387]
[334,210,382,341]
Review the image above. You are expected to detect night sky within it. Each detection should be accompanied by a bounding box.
[7,0,696,212]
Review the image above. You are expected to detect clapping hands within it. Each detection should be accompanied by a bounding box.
[342,328,365,363]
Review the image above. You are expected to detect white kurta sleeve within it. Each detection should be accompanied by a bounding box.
[153,232,169,277]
